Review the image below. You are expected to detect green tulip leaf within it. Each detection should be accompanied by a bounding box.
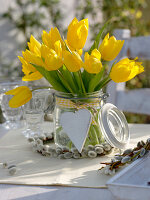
[88,66,105,92]
[88,19,110,54]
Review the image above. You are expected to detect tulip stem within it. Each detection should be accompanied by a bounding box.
[95,77,111,91]
[101,77,111,88]
[78,70,87,95]
[57,70,74,94]
[31,86,52,92]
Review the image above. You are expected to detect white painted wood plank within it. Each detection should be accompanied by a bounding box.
[116,88,150,115]
[106,81,117,105]
[127,36,150,59]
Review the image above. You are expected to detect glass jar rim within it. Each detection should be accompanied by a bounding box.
[54,90,109,100]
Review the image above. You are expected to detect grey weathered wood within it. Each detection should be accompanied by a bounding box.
[127,36,150,60]
[107,29,150,115]
[116,89,150,115]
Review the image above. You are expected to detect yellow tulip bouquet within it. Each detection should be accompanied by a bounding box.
[6,18,144,149]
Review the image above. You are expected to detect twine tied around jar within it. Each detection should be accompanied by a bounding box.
[55,93,109,125]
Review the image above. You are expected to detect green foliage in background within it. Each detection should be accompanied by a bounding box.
[76,0,150,38]
[102,0,150,36]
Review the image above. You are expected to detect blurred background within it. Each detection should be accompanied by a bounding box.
[0,0,150,123]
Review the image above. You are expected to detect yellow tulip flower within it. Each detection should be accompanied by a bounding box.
[67,17,88,50]
[22,50,45,67]
[42,27,65,50]
[65,40,83,56]
[110,58,144,83]
[28,35,41,56]
[5,86,32,108]
[43,40,63,71]
[99,33,124,61]
[19,56,36,73]
[18,34,44,81]
[63,50,83,72]
[19,53,43,81]
[40,44,52,59]
[83,49,102,74]
[22,71,43,81]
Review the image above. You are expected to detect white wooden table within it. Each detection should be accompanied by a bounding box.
[0,124,149,200]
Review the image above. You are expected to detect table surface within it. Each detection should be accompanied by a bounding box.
[0,123,149,200]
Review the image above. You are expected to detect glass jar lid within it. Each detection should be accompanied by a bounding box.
[99,103,130,149]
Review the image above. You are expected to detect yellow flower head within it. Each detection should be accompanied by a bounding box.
[42,27,65,50]
[22,71,43,81]
[99,33,124,61]
[83,49,102,74]
[65,40,83,56]
[42,40,63,71]
[5,86,32,108]
[63,50,83,72]
[67,17,88,50]
[27,35,41,56]
[110,58,144,83]
[19,49,44,81]
[19,35,44,81]
[18,55,43,81]
[22,50,44,67]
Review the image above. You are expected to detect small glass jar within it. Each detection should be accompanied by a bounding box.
[54,90,129,153]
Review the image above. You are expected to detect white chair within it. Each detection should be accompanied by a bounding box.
[107,29,150,115]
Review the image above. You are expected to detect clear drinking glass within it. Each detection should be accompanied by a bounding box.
[1,94,23,129]
[22,89,50,138]
[0,79,24,129]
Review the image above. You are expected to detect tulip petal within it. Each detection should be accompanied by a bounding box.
[5,86,29,95]
[99,33,124,61]
[41,44,51,59]
[18,56,36,73]
[84,50,102,74]
[45,54,63,71]
[28,35,41,56]
[22,50,44,67]
[91,49,101,60]
[54,40,62,58]
[22,71,43,81]
[63,50,83,72]
[110,58,144,82]
[5,86,32,108]
[68,17,78,30]
[42,28,64,50]
[67,17,88,50]
[9,89,32,108]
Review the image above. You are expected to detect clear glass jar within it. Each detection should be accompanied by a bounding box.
[54,90,109,150]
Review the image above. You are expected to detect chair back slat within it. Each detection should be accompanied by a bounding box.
[127,36,150,60]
